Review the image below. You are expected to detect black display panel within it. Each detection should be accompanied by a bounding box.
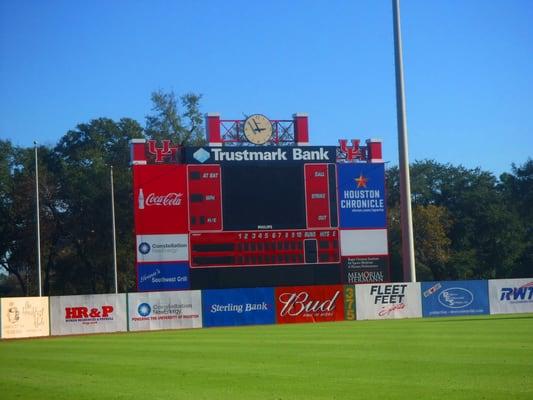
[221,164,306,230]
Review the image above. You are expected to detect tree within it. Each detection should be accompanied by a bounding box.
[145,90,206,145]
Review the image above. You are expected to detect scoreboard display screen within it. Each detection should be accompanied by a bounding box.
[133,143,390,290]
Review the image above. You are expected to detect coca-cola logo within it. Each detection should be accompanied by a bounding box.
[278,291,340,317]
[146,192,183,207]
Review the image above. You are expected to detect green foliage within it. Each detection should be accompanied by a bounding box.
[0,90,205,295]
[387,160,531,281]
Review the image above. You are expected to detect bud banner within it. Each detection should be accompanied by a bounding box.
[50,294,127,336]
[202,287,275,327]
[1,297,49,339]
[489,278,533,315]
[355,282,422,320]
[275,285,345,324]
[421,280,489,317]
[128,291,202,331]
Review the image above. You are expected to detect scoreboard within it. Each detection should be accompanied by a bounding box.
[131,140,390,291]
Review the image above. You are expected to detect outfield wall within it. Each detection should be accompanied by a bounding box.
[1,278,532,339]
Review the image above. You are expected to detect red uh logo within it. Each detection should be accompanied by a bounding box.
[338,139,365,161]
[147,140,179,163]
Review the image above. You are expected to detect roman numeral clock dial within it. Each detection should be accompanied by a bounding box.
[243,114,273,145]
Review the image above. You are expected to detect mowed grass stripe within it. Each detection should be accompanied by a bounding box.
[0,314,532,400]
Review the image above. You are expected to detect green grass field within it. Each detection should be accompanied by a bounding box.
[1,314,532,400]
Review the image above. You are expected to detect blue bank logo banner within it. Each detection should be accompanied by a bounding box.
[202,287,276,327]
[137,262,190,291]
[337,163,386,228]
[421,280,489,317]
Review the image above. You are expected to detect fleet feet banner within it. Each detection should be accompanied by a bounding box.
[1,297,49,339]
[128,291,202,331]
[275,285,345,324]
[421,280,489,317]
[355,282,422,320]
[202,287,276,327]
[137,262,190,291]
[50,294,127,336]
[489,278,533,315]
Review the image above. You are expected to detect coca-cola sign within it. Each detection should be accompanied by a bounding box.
[276,285,345,324]
[144,192,183,207]
[133,165,189,234]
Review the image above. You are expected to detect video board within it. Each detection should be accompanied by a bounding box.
[132,143,389,290]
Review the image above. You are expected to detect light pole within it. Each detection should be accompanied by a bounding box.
[34,141,43,296]
[392,0,417,282]
[110,166,118,294]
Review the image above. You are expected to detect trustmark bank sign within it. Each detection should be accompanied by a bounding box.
[130,113,390,291]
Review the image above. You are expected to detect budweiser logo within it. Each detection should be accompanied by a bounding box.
[278,291,340,317]
[145,192,183,206]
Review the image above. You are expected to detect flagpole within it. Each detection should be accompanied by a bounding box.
[110,166,118,294]
[34,141,42,296]
[392,0,417,282]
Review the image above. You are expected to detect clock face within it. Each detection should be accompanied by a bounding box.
[243,114,273,145]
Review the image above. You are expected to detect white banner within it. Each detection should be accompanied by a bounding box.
[355,282,422,320]
[340,229,388,256]
[489,278,533,315]
[136,234,189,262]
[128,290,202,332]
[50,293,127,336]
[1,297,50,339]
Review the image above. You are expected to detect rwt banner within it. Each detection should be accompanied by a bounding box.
[489,278,533,315]
[355,282,422,320]
[137,262,190,291]
[422,281,489,317]
[50,294,127,336]
[421,280,489,317]
[128,291,202,331]
[275,285,345,324]
[337,163,386,228]
[202,287,276,328]
[1,297,49,339]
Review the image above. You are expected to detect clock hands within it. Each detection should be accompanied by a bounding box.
[252,119,265,133]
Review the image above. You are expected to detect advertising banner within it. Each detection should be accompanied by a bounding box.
[355,282,422,320]
[275,285,345,324]
[128,291,202,331]
[50,294,127,336]
[136,234,189,263]
[202,287,275,327]
[340,229,388,256]
[489,278,533,315]
[1,297,49,339]
[343,285,356,321]
[184,146,338,165]
[421,280,489,317]
[337,163,386,228]
[133,164,188,234]
[137,262,190,291]
[342,256,389,284]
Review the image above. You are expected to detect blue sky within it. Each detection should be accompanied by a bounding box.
[0,0,531,175]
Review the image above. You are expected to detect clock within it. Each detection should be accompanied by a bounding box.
[243,114,273,145]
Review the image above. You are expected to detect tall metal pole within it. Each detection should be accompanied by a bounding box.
[392,0,416,282]
[110,166,118,294]
[34,142,43,296]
